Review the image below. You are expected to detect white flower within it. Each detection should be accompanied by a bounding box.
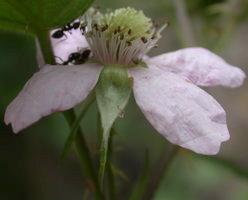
[5,8,246,155]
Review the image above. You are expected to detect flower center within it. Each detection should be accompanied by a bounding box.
[81,7,167,66]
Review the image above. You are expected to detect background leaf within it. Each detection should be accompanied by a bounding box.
[0,0,94,32]
[129,151,150,200]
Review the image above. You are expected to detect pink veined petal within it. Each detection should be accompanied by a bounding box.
[5,63,102,133]
[147,47,246,88]
[129,66,230,155]
[51,28,89,63]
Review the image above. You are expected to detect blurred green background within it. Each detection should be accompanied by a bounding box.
[0,0,248,199]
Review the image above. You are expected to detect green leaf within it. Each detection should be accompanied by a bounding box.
[129,151,150,200]
[96,65,132,188]
[0,0,94,32]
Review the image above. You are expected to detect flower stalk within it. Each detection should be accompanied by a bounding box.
[35,29,104,200]
[64,110,104,200]
[107,129,116,200]
[35,30,56,65]
[173,0,196,46]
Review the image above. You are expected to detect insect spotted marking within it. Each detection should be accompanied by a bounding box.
[62,49,91,65]
[52,22,81,39]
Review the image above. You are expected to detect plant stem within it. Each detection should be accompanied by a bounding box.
[143,145,179,200]
[61,92,95,159]
[64,111,104,200]
[107,130,116,200]
[96,110,102,141]
[35,30,56,64]
[213,0,241,53]
[173,0,196,46]
[35,30,104,200]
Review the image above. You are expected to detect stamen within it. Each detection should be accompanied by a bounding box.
[93,24,99,31]
[127,41,132,46]
[151,34,157,40]
[82,8,167,66]
[141,37,148,43]
[101,25,108,32]
[128,29,132,35]
[120,34,124,40]
[114,29,118,34]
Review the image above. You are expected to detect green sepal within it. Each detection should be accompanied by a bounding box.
[96,64,132,188]
[0,0,94,33]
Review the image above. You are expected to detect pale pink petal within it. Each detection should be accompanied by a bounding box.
[5,63,102,133]
[147,47,246,88]
[129,66,229,155]
[51,27,89,63]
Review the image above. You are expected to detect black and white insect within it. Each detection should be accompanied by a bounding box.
[60,49,91,65]
[52,21,81,39]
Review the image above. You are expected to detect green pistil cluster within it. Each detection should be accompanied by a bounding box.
[102,8,154,42]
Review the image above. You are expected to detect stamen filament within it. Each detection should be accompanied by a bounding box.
[81,8,167,66]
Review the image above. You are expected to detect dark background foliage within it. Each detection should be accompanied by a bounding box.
[0,0,248,199]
